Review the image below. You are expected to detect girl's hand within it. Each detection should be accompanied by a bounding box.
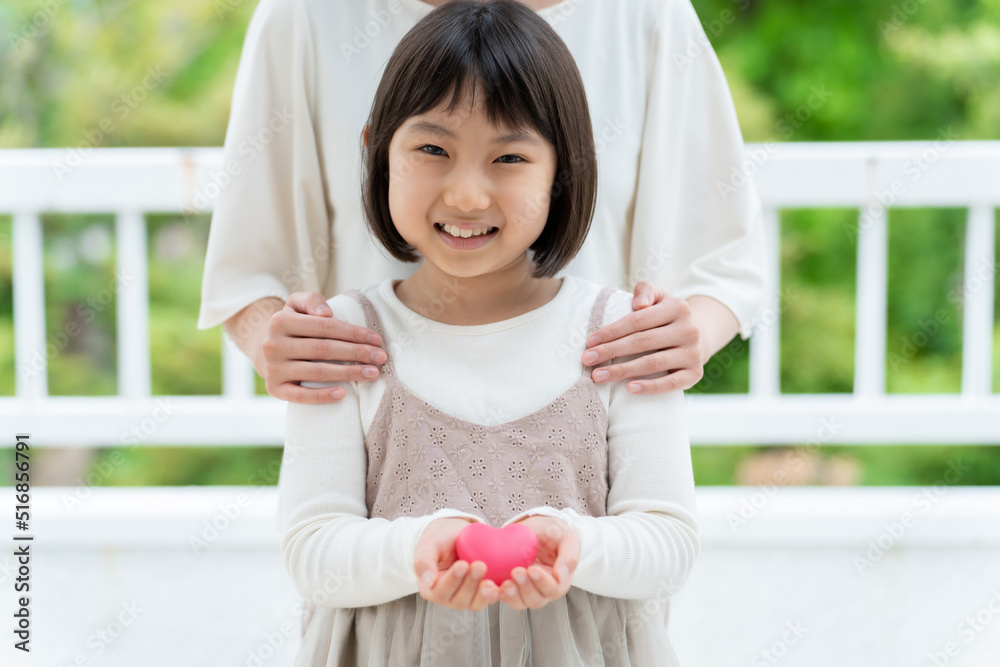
[414,518,499,612]
[261,291,388,403]
[498,515,580,611]
[582,281,703,394]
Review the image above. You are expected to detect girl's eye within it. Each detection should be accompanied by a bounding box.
[496,155,524,164]
[419,145,446,156]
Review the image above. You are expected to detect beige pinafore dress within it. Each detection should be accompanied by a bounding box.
[294,285,678,666]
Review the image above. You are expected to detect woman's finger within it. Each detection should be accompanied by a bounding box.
[266,380,348,404]
[584,295,681,352]
[630,280,667,310]
[584,320,699,366]
[285,291,337,317]
[626,368,703,394]
[272,307,383,348]
[266,330,388,366]
[269,360,381,385]
[590,347,699,385]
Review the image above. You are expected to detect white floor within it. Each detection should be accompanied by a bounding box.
[3,486,998,666]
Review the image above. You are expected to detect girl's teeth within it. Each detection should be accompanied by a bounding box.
[441,224,495,238]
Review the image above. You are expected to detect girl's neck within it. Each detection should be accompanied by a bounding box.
[394,258,563,326]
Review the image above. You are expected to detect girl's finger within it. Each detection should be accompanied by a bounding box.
[510,567,547,609]
[499,579,526,611]
[450,561,487,609]
[468,575,500,611]
[525,565,563,599]
[433,560,469,605]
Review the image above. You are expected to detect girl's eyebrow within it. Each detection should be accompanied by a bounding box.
[406,120,541,147]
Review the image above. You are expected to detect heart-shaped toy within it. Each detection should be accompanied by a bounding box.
[455,523,539,586]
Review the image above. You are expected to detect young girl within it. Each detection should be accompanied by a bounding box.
[278,2,699,665]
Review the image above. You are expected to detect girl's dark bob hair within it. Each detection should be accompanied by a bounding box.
[361,0,597,279]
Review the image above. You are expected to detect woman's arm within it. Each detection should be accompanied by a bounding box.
[279,296,482,608]
[582,0,768,394]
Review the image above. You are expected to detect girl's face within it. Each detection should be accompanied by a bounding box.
[387,94,558,281]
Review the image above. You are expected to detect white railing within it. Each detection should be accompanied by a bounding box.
[1,143,998,445]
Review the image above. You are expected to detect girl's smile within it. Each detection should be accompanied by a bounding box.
[433,222,500,250]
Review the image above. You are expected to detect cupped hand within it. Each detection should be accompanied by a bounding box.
[261,291,388,403]
[498,515,579,611]
[582,280,703,394]
[414,518,499,612]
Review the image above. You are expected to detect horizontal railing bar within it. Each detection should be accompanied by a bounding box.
[4,395,999,446]
[2,143,1000,213]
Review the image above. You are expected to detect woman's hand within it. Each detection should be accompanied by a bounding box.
[261,291,388,403]
[582,281,705,394]
[498,515,580,611]
[414,518,499,612]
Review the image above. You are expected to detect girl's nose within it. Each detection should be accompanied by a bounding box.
[441,168,490,212]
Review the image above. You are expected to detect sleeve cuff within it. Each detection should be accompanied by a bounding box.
[502,506,568,527]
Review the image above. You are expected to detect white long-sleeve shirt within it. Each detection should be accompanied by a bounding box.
[279,275,700,608]
[197,0,766,338]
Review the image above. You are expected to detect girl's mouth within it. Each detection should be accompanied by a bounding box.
[434,223,499,250]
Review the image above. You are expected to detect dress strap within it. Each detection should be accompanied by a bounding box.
[581,285,617,378]
[343,289,396,379]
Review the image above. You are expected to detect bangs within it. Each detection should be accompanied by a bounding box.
[372,4,559,143]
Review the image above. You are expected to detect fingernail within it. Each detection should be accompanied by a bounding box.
[367,333,381,346]
[594,370,609,382]
[558,565,569,580]
[529,569,542,581]
[587,334,600,347]
[371,350,387,364]
[628,382,642,393]
[513,571,526,585]
[582,351,598,364]
[421,571,434,587]
[362,367,378,379]
[635,296,650,307]
[317,305,332,315]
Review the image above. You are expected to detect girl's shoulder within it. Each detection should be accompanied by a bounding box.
[562,275,635,329]
[326,284,382,329]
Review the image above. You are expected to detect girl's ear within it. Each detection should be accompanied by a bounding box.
[362,125,370,148]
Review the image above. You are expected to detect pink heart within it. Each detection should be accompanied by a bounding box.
[455,523,539,585]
